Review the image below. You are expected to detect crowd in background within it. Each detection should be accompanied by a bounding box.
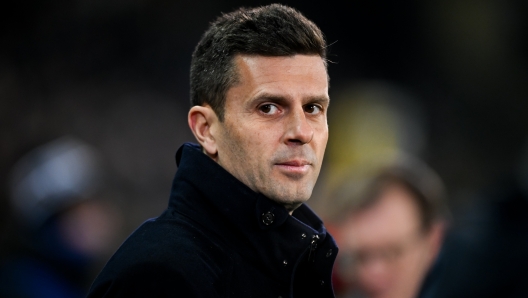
[2,0,528,297]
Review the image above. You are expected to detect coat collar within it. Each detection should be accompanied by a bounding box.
[170,143,337,284]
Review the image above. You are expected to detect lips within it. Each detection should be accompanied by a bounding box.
[275,159,312,177]
[277,160,310,167]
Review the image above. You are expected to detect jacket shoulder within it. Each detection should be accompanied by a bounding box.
[88,212,232,297]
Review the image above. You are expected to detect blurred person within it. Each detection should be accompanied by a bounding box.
[87,4,338,298]
[331,156,449,298]
[0,136,121,298]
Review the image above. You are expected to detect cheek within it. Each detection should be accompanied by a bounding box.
[315,124,329,142]
[314,129,329,159]
[222,121,248,146]
[227,125,267,163]
[247,125,281,150]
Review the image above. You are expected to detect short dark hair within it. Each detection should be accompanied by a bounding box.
[190,4,327,121]
[363,162,449,233]
[333,156,450,233]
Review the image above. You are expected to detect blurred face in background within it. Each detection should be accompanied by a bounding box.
[336,183,443,298]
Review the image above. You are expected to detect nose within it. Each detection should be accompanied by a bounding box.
[358,257,391,293]
[284,106,314,145]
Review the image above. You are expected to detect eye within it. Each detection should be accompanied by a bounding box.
[259,104,279,115]
[304,104,322,115]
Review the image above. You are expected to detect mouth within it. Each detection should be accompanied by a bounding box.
[275,160,312,177]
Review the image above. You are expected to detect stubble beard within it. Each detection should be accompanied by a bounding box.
[255,157,319,212]
[217,121,319,212]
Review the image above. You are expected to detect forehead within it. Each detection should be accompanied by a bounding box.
[234,54,328,75]
[228,54,329,99]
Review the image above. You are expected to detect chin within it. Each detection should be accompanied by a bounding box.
[272,192,311,208]
[268,198,302,212]
[260,180,313,207]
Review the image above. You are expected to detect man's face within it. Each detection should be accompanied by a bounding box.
[214,54,329,211]
[336,184,438,298]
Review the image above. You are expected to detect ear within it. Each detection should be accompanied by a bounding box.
[188,105,220,160]
[426,221,446,260]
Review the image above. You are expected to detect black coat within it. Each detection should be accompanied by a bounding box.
[418,177,528,298]
[87,143,338,297]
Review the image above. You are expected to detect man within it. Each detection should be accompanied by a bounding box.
[87,4,337,298]
[331,157,449,298]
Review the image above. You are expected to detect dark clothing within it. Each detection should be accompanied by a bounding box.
[0,217,91,298]
[418,177,528,298]
[87,143,338,298]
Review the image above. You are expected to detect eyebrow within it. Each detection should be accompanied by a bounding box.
[308,96,330,107]
[250,92,330,107]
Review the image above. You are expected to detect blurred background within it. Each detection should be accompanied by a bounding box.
[1,0,528,297]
